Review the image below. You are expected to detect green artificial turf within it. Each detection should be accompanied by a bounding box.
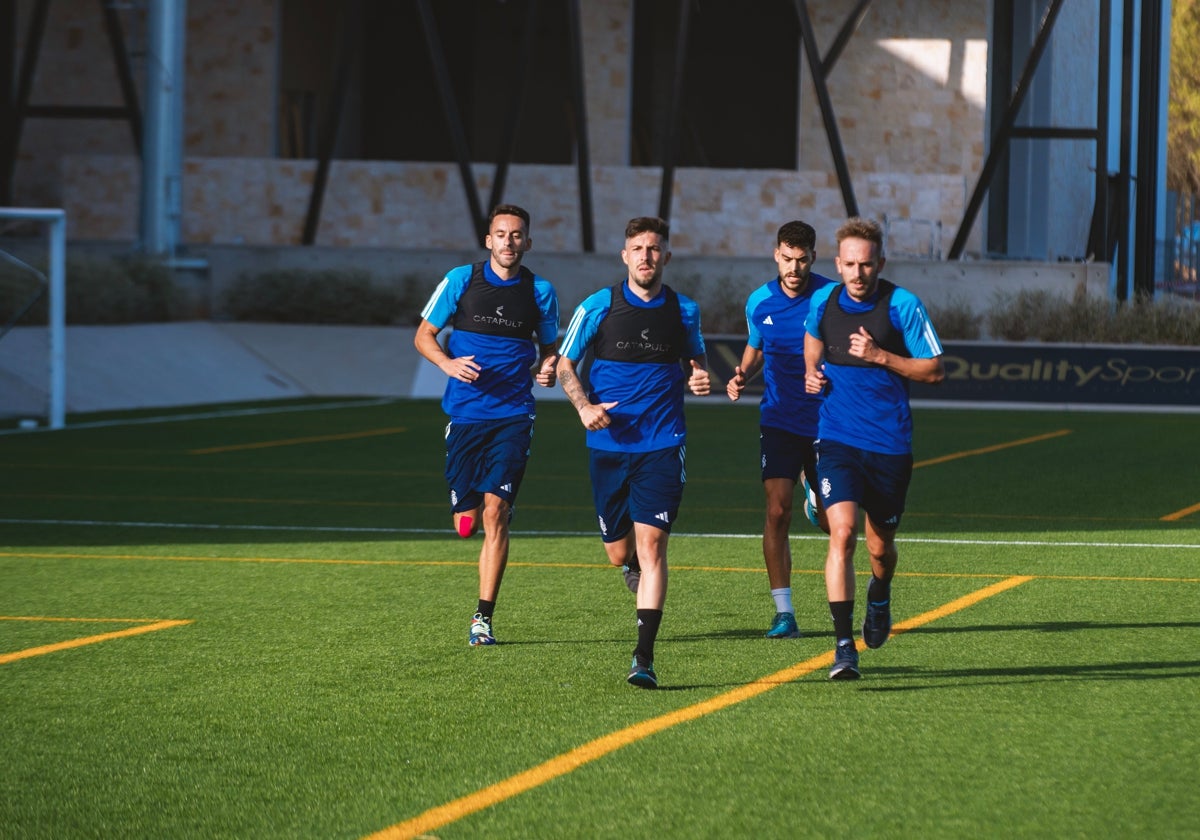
[1,398,1197,838]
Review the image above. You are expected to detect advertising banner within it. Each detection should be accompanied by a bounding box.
[704,337,1200,409]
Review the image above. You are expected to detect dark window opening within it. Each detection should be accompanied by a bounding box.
[280,0,574,164]
[631,0,799,169]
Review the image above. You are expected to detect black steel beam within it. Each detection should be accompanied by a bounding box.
[0,0,15,203]
[949,0,1066,259]
[1133,0,1165,298]
[99,0,142,155]
[301,0,359,245]
[656,0,690,223]
[1092,0,1111,263]
[1009,126,1099,140]
[23,104,134,119]
[1116,0,1135,300]
[819,0,872,76]
[4,0,50,204]
[565,0,595,251]
[487,0,539,217]
[793,0,857,217]
[416,0,486,244]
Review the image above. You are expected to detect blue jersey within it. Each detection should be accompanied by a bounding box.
[805,281,942,455]
[561,281,706,453]
[420,261,559,422]
[744,273,837,436]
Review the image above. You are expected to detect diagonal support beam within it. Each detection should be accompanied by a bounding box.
[793,0,859,217]
[949,0,1067,259]
[415,0,486,244]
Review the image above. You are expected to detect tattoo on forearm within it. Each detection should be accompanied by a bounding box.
[559,366,588,410]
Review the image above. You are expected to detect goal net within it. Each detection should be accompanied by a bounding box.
[0,208,66,430]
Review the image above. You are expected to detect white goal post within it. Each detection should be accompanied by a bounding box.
[0,207,66,430]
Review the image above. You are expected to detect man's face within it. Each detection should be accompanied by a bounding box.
[774,243,814,296]
[622,231,670,290]
[485,214,530,270]
[835,236,885,301]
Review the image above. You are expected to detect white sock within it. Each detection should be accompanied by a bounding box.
[771,587,793,614]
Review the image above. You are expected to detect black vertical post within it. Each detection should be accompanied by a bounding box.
[1093,0,1111,263]
[3,0,50,206]
[1116,0,1135,301]
[301,0,360,245]
[487,0,540,215]
[1133,0,1165,298]
[565,0,595,251]
[0,0,15,203]
[656,0,690,223]
[415,0,486,244]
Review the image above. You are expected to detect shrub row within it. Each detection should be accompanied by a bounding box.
[0,256,179,325]
[3,257,1198,345]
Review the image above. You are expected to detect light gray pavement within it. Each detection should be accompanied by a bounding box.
[0,322,574,418]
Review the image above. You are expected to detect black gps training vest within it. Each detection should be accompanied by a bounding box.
[819,279,910,366]
[450,262,540,339]
[592,282,687,364]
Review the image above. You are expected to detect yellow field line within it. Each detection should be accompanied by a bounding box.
[914,429,1072,468]
[0,615,167,623]
[363,576,1033,840]
[189,427,407,455]
[0,619,192,665]
[1162,502,1200,522]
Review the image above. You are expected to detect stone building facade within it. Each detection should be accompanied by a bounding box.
[9,0,1102,261]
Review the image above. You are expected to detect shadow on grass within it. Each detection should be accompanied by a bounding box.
[858,659,1200,690]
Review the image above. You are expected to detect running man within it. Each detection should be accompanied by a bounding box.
[558,216,710,689]
[804,216,944,679]
[414,204,560,647]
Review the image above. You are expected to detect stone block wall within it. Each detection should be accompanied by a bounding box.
[9,0,1101,260]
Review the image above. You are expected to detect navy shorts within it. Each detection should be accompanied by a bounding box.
[444,414,534,513]
[814,438,913,530]
[760,425,818,485]
[589,445,686,542]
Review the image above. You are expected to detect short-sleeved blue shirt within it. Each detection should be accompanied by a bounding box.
[805,281,942,455]
[560,281,706,453]
[744,273,837,436]
[420,261,559,423]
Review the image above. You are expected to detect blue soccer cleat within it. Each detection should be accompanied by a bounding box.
[829,641,860,680]
[862,597,892,649]
[626,657,658,689]
[765,611,801,639]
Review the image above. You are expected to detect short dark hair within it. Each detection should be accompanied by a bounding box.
[777,220,816,251]
[836,216,884,253]
[489,204,531,229]
[624,216,670,241]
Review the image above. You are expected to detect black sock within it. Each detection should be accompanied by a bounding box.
[829,600,854,645]
[867,575,891,605]
[626,554,640,572]
[634,608,663,666]
[476,599,495,620]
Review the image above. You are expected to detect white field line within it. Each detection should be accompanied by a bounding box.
[1,517,1198,550]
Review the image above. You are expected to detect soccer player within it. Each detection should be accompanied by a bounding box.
[414,204,560,647]
[557,216,710,689]
[726,220,837,640]
[804,216,945,680]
